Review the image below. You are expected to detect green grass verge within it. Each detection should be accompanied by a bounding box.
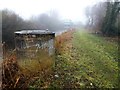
[54,30,118,88]
[72,30,118,88]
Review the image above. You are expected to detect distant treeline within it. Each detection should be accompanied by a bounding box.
[1,9,65,49]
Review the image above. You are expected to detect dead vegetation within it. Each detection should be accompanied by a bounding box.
[2,49,54,89]
[2,29,75,89]
[55,29,75,54]
[2,50,20,89]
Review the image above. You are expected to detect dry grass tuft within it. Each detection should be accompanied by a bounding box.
[2,49,54,89]
[55,29,75,54]
[2,50,20,89]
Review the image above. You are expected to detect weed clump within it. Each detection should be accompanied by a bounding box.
[2,49,54,89]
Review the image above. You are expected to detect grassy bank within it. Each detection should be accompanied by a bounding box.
[73,30,118,87]
[54,30,118,88]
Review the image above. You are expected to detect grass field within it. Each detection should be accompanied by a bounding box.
[54,30,118,88]
[2,29,119,88]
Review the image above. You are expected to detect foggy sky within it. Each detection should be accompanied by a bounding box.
[0,0,104,24]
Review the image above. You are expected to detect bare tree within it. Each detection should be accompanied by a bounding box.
[85,2,106,33]
[2,9,24,48]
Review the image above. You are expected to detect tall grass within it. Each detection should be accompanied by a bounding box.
[2,49,54,89]
[55,29,75,54]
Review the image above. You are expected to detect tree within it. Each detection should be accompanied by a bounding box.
[85,0,120,36]
[2,9,25,49]
[85,2,106,32]
[116,12,120,35]
[102,1,120,36]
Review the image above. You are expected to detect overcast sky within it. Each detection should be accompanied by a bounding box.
[0,0,104,23]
